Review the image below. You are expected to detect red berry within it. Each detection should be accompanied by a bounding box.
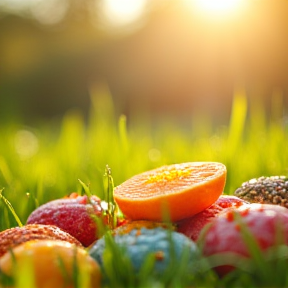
[26,194,107,247]
[177,195,248,241]
[0,224,82,258]
[199,203,288,276]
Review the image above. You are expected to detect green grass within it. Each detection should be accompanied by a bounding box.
[1,88,288,287]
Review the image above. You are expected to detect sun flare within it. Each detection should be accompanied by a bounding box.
[185,0,242,15]
[101,0,146,26]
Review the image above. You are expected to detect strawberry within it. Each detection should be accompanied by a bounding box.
[0,224,82,258]
[177,195,248,241]
[198,203,288,276]
[26,193,107,247]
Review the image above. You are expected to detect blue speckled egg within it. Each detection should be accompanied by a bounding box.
[89,227,199,276]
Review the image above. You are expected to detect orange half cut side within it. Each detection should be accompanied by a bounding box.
[113,162,227,222]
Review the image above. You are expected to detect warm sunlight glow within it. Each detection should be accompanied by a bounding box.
[0,0,68,24]
[197,0,241,13]
[185,0,242,16]
[101,0,147,26]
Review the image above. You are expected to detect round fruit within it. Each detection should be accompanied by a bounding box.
[177,195,248,241]
[234,176,288,207]
[0,240,101,288]
[26,194,107,246]
[199,203,288,276]
[0,224,82,258]
[112,220,175,236]
[89,227,199,278]
[113,162,227,222]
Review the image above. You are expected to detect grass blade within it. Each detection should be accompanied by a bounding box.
[0,188,23,227]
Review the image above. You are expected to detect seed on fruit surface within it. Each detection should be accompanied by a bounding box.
[0,224,82,258]
[234,176,288,208]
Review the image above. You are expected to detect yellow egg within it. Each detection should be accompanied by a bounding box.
[0,240,101,288]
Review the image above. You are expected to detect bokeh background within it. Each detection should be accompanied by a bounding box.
[1,0,288,125]
[1,0,288,232]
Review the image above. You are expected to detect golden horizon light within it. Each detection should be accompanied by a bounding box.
[184,0,243,16]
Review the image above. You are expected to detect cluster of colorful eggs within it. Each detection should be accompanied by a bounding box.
[1,162,288,287]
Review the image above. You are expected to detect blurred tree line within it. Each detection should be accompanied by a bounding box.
[1,0,288,124]
[0,0,113,121]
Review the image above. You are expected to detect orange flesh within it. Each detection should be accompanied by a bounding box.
[114,162,227,222]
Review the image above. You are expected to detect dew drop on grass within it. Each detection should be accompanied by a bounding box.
[148,148,161,162]
[14,130,39,160]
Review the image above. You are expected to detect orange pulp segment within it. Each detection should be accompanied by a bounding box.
[113,162,227,222]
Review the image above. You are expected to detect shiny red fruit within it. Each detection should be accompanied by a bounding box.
[27,193,107,247]
[199,203,288,276]
[177,195,248,241]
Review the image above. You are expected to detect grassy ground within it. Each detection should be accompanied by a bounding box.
[1,89,288,287]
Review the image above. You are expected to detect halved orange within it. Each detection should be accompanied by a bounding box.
[114,162,227,222]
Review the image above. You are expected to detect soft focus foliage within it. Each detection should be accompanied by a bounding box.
[1,89,288,231]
